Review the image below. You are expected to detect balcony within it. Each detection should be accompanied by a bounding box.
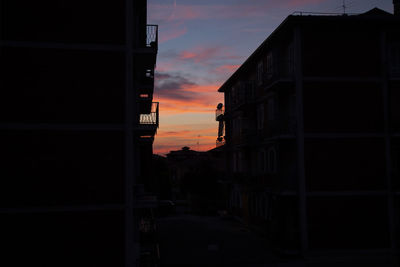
[231,81,255,110]
[136,25,158,68]
[146,25,158,50]
[216,137,225,147]
[139,68,155,93]
[138,102,159,135]
[216,108,224,121]
[260,60,294,88]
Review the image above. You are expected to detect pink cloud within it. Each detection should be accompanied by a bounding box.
[159,23,187,43]
[216,64,240,74]
[180,51,197,60]
[156,62,175,72]
[178,46,241,65]
[149,0,327,23]
[154,93,222,114]
[286,0,326,8]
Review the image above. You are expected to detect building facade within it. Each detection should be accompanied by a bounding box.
[1,1,158,266]
[217,7,400,261]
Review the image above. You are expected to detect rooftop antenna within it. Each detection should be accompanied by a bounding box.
[342,0,347,14]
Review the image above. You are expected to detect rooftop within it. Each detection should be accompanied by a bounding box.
[218,7,398,93]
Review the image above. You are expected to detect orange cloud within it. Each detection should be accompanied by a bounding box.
[154,97,220,114]
[154,71,223,114]
[154,142,215,156]
[154,126,218,155]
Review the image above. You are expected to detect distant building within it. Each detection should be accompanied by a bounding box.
[167,147,208,201]
[1,1,158,266]
[166,147,226,214]
[217,6,400,261]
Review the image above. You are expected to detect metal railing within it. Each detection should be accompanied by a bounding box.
[146,25,158,49]
[216,138,225,147]
[139,102,159,127]
[216,108,224,121]
[232,81,255,108]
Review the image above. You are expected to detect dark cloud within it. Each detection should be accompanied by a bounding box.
[155,71,198,101]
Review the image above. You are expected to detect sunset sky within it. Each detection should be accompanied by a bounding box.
[148,0,393,155]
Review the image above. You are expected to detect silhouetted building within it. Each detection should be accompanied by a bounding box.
[165,147,226,214]
[167,147,207,202]
[217,7,400,263]
[1,1,158,266]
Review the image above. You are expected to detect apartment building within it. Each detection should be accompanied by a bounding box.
[217,6,400,262]
[0,1,158,266]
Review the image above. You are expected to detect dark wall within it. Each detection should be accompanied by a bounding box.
[305,139,386,191]
[0,0,126,44]
[0,47,125,123]
[390,82,400,132]
[302,23,381,77]
[303,83,383,133]
[307,196,390,249]
[0,130,124,207]
[1,211,125,267]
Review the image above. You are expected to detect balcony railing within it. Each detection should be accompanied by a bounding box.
[146,25,158,49]
[216,108,224,121]
[232,81,255,108]
[139,102,159,128]
[216,138,225,147]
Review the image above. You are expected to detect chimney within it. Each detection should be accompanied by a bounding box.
[395,0,400,15]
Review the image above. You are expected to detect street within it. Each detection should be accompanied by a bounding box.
[156,214,395,267]
[157,214,279,266]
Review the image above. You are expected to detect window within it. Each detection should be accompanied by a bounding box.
[231,86,237,105]
[257,61,264,85]
[261,196,265,218]
[258,150,264,172]
[232,151,244,173]
[258,149,269,173]
[145,69,153,78]
[389,43,400,77]
[238,151,244,172]
[289,94,296,117]
[233,152,238,172]
[393,148,400,176]
[267,97,275,121]
[256,194,261,217]
[257,104,264,130]
[226,92,231,110]
[263,194,269,220]
[287,43,294,75]
[233,117,242,137]
[249,194,254,215]
[266,52,273,78]
[289,94,296,132]
[265,195,271,221]
[267,147,277,173]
